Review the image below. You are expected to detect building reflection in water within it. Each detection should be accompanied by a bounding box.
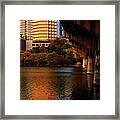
[20,67,100,100]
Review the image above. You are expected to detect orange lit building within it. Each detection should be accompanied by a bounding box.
[20,20,57,50]
[32,20,57,41]
[20,20,33,51]
[31,20,57,48]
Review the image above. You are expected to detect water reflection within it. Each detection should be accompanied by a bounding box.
[20,67,100,100]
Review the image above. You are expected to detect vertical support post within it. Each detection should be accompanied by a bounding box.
[87,50,93,74]
[83,57,87,70]
[87,57,93,74]
[93,51,100,85]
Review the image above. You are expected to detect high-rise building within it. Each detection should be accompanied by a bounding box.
[31,20,57,48]
[20,20,32,41]
[20,20,58,50]
[20,20,33,51]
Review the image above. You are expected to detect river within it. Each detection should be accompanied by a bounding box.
[20,67,100,100]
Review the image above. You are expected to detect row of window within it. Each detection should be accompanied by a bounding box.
[21,27,57,32]
[32,43,50,47]
[32,32,56,35]
[32,26,57,29]
[32,23,57,25]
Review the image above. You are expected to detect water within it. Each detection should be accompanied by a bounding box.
[20,67,100,100]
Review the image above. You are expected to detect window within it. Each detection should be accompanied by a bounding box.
[42,44,45,47]
[32,44,35,46]
[36,44,39,46]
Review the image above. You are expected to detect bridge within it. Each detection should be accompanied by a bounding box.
[60,20,100,84]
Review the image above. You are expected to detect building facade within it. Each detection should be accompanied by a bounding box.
[31,20,57,48]
[32,20,57,42]
[20,20,58,50]
[20,20,33,51]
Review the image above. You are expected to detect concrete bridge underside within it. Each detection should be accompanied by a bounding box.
[60,20,100,84]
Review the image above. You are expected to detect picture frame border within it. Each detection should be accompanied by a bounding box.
[0,0,119,119]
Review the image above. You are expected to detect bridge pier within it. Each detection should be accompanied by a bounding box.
[82,57,86,69]
[93,54,100,85]
[87,57,93,74]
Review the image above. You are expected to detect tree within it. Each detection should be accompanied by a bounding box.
[32,47,40,53]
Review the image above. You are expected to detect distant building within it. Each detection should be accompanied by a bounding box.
[20,20,62,51]
[31,20,57,48]
[20,33,26,51]
[20,20,33,51]
[57,20,62,38]
[26,40,33,50]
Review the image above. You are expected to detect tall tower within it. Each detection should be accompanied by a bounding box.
[31,20,57,48]
[32,20,48,41]
[57,20,62,38]
[20,20,58,50]
[20,20,32,41]
[20,20,26,51]
[32,20,57,41]
[20,20,33,51]
[48,20,57,41]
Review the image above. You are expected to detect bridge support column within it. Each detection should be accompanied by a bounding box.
[93,55,100,85]
[82,57,87,70]
[87,57,93,74]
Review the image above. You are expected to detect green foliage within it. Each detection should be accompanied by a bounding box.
[47,43,56,53]
[20,39,75,67]
[32,47,40,53]
[61,43,71,49]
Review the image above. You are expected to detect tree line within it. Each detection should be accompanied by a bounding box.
[20,39,76,67]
